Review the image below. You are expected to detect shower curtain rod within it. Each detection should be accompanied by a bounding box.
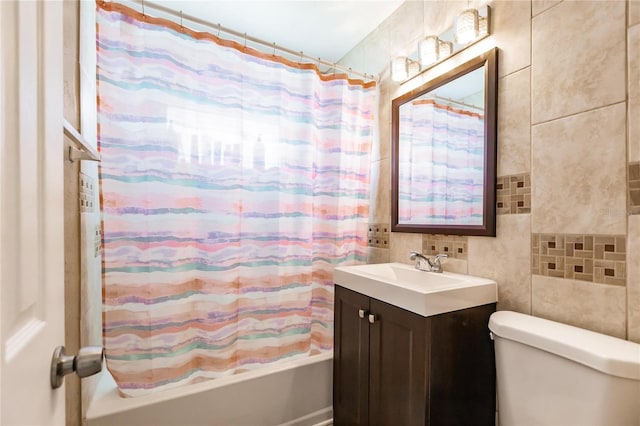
[433,95,483,111]
[119,0,376,81]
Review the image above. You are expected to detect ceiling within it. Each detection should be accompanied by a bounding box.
[137,0,405,64]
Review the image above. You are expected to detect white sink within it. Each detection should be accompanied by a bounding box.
[333,262,497,317]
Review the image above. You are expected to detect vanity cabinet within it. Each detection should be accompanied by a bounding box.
[333,285,496,426]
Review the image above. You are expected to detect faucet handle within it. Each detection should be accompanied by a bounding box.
[409,251,422,260]
[430,253,448,273]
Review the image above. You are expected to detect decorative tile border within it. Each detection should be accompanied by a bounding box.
[532,233,626,286]
[630,162,640,215]
[497,173,531,214]
[422,234,468,260]
[368,223,390,248]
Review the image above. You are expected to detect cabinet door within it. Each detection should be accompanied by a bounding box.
[333,285,370,426]
[369,299,429,426]
[429,304,496,426]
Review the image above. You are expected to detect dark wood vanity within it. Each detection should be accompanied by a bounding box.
[333,285,496,426]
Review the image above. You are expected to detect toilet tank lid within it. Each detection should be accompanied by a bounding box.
[489,311,640,380]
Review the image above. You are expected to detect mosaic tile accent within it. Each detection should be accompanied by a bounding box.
[532,233,626,286]
[368,223,390,248]
[630,162,640,215]
[497,173,531,214]
[422,234,468,260]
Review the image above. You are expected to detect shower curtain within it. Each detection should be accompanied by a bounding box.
[398,99,484,224]
[97,2,375,396]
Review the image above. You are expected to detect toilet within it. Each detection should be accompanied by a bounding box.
[489,311,640,426]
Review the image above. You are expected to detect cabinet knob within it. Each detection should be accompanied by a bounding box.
[358,309,366,319]
[368,314,376,324]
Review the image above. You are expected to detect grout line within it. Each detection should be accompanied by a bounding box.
[530,100,627,128]
[529,0,534,316]
[498,64,530,81]
[625,0,630,340]
[531,0,563,19]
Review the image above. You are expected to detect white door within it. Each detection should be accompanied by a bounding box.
[0,1,65,425]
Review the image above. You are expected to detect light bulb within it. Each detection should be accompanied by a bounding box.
[455,9,479,44]
[438,41,453,59]
[419,35,440,67]
[479,16,488,37]
[391,56,408,82]
[407,60,421,78]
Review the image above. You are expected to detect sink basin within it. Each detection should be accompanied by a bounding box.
[333,262,497,317]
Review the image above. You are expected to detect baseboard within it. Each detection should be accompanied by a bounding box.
[278,407,332,426]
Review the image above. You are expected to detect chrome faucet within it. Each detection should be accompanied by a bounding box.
[409,251,431,271]
[409,251,448,273]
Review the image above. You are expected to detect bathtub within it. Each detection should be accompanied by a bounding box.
[86,353,333,426]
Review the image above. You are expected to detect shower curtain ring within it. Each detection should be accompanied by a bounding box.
[141,0,145,17]
[243,32,247,50]
[217,23,221,38]
[272,42,276,56]
[180,10,183,31]
[299,51,303,63]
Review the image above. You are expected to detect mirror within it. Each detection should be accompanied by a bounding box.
[391,48,497,236]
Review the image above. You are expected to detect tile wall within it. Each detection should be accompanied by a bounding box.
[340,0,640,342]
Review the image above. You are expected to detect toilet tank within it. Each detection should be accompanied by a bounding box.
[489,311,640,426]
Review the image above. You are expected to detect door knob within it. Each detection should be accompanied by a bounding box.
[50,345,104,389]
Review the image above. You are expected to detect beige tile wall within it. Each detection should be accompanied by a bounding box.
[631,0,640,27]
[497,68,530,176]
[531,103,627,234]
[531,1,626,124]
[630,23,640,163]
[341,0,639,343]
[470,215,532,313]
[629,216,640,341]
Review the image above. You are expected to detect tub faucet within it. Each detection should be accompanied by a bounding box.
[409,251,448,273]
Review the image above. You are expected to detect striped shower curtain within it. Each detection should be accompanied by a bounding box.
[97,2,375,396]
[398,99,484,225]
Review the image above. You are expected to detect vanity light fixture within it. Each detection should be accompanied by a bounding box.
[391,56,409,82]
[419,35,440,67]
[455,8,479,44]
[390,5,490,84]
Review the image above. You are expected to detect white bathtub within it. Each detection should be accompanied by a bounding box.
[86,353,333,426]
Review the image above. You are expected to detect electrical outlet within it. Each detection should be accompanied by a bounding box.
[94,224,102,257]
[80,172,96,213]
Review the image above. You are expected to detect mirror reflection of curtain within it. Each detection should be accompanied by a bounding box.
[398,99,484,225]
[97,3,375,396]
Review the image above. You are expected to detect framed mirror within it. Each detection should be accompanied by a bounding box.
[391,48,498,236]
